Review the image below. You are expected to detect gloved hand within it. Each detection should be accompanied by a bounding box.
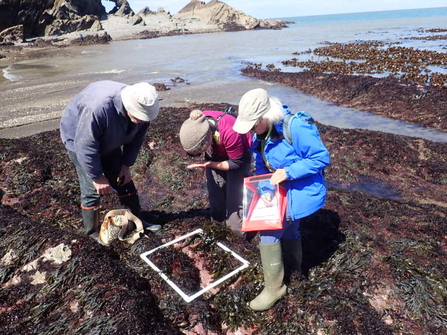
[118,165,132,185]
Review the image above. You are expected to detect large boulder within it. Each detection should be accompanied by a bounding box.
[44,15,102,36]
[109,0,134,16]
[129,14,145,26]
[0,24,24,44]
[137,7,156,16]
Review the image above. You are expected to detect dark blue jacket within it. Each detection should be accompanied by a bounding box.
[60,81,149,179]
[252,107,330,220]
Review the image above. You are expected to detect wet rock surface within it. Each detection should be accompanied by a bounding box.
[1,99,446,334]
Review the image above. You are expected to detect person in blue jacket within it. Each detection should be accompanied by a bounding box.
[233,88,330,311]
[60,80,162,243]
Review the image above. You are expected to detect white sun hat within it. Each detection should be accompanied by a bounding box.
[121,82,160,121]
[233,88,271,134]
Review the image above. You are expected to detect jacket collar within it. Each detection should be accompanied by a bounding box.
[113,91,131,132]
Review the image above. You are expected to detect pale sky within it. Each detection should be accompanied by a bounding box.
[102,0,447,19]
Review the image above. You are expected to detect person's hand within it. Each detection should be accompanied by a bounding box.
[118,165,132,185]
[187,161,211,169]
[93,175,113,195]
[270,168,287,185]
[260,192,274,207]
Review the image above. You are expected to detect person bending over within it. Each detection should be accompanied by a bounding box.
[179,109,252,238]
[60,80,162,243]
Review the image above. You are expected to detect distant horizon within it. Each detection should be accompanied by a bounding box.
[269,6,447,20]
[102,2,447,22]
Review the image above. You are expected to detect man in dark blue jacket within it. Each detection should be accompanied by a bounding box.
[60,80,161,243]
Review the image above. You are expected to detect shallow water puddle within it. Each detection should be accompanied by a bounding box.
[327,175,402,200]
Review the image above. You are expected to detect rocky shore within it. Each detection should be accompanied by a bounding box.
[0,3,446,335]
[0,0,288,63]
[242,67,447,131]
[1,99,446,334]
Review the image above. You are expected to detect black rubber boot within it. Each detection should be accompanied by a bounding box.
[82,208,100,238]
[119,193,161,233]
[119,192,141,216]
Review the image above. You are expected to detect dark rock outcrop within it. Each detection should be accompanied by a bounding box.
[44,15,102,36]
[0,0,135,38]
[108,0,134,16]
[0,0,106,38]
[0,0,288,43]
[0,24,24,44]
[69,31,112,45]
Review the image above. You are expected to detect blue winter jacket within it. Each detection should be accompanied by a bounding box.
[60,81,150,179]
[252,107,330,220]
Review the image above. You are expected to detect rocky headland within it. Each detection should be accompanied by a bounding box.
[0,0,288,61]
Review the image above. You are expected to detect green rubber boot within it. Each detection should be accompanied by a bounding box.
[250,242,287,311]
[281,238,302,280]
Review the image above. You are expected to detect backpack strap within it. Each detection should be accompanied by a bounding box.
[215,107,236,122]
[283,113,294,144]
[260,126,275,172]
[215,113,225,123]
[223,106,237,117]
[206,108,236,145]
[283,109,315,144]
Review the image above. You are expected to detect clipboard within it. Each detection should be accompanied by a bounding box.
[242,173,287,232]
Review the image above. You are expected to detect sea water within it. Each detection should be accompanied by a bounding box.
[0,7,446,140]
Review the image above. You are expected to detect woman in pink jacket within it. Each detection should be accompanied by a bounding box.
[179,109,252,238]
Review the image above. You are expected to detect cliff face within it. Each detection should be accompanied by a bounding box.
[0,0,287,43]
[0,0,133,39]
[0,0,105,38]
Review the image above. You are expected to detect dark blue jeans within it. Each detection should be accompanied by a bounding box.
[260,219,301,244]
[67,149,139,209]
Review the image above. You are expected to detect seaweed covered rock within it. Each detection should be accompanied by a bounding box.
[242,67,447,131]
[0,102,446,334]
[0,204,180,334]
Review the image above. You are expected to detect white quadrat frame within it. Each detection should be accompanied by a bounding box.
[140,228,250,303]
